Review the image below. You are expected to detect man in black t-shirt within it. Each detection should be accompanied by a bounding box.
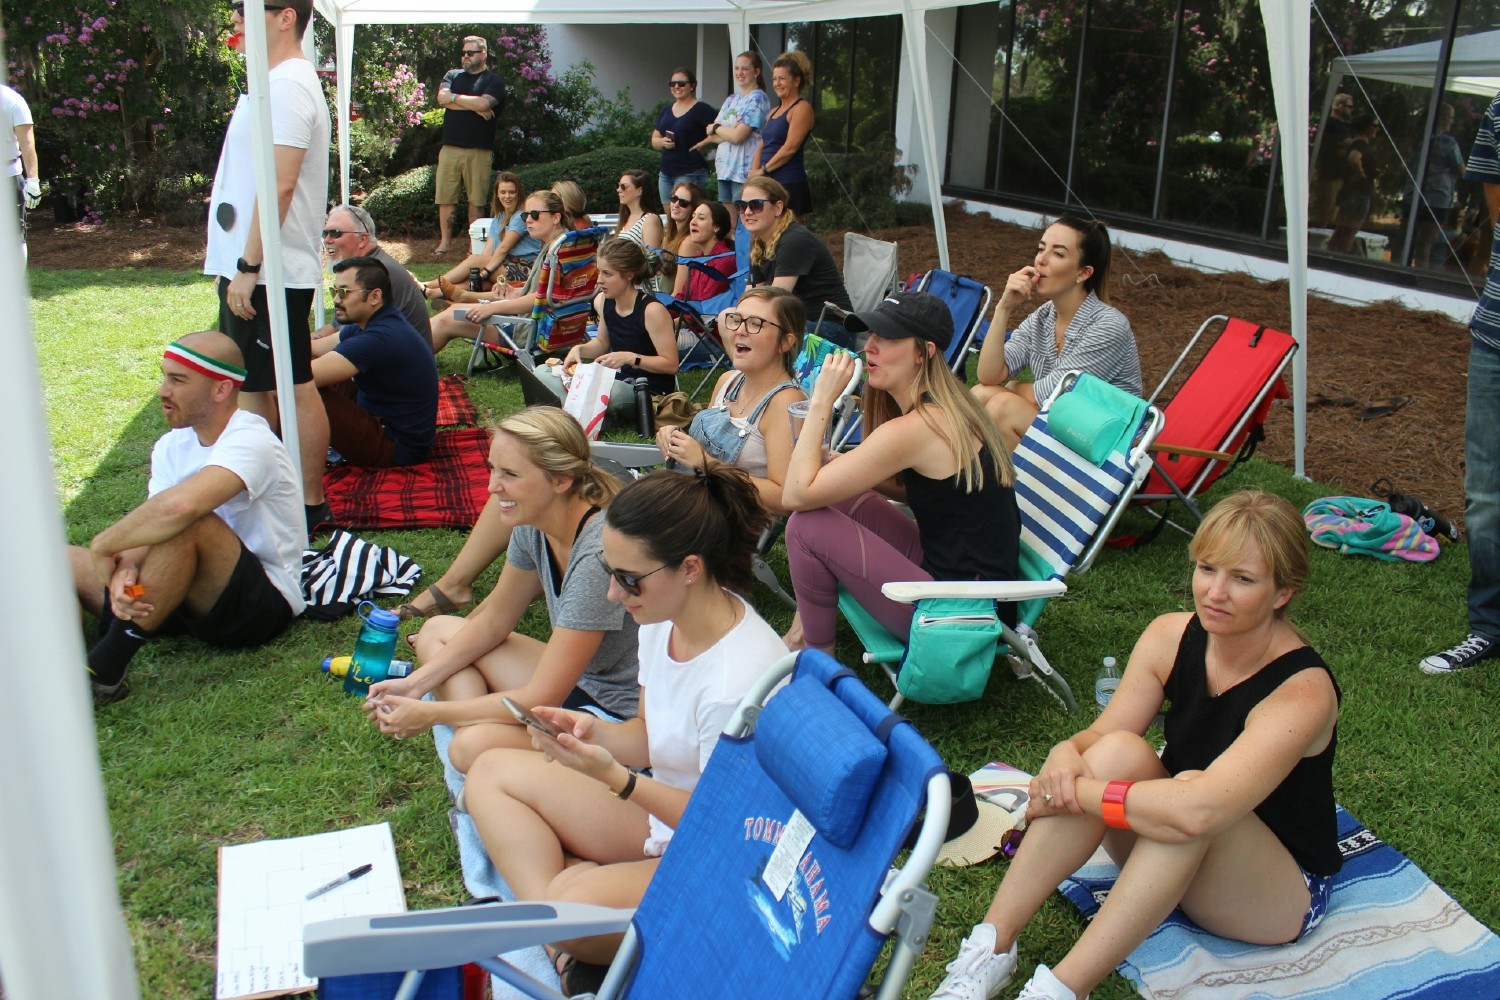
[1330,114,1380,255]
[1312,92,1355,228]
[433,36,506,254]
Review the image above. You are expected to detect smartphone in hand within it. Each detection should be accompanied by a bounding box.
[502,696,566,738]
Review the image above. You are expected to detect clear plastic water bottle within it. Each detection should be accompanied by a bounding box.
[346,601,401,695]
[321,655,413,692]
[1094,656,1121,715]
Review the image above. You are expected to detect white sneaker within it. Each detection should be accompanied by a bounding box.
[930,923,1016,1000]
[1015,963,1086,1000]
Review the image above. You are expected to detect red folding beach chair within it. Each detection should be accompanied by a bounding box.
[1126,315,1297,543]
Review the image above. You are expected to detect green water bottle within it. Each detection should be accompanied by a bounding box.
[345,601,401,695]
[321,655,413,692]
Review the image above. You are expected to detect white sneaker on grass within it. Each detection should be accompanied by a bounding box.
[1015,963,1087,1000]
[1420,633,1499,674]
[930,923,1016,1000]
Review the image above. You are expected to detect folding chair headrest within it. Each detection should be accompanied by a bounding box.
[1046,374,1147,465]
[755,674,889,848]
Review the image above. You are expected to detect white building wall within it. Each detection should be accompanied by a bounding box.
[545,24,735,113]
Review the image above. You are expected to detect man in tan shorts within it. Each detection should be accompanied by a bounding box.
[434,36,506,253]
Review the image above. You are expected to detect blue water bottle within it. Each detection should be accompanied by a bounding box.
[347,601,401,695]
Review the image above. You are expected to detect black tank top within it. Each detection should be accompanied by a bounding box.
[605,292,674,395]
[1161,615,1341,875]
[902,446,1019,622]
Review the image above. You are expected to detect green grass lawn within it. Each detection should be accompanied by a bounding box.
[33,267,1500,998]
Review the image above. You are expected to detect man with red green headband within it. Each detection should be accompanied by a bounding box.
[69,331,306,706]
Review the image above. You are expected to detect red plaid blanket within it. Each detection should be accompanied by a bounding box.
[324,428,491,530]
[436,374,480,427]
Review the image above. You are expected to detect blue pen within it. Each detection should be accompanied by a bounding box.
[306,863,373,900]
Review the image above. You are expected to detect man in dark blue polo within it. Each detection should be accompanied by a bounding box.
[311,256,438,467]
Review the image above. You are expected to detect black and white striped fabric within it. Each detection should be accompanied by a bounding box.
[301,529,422,620]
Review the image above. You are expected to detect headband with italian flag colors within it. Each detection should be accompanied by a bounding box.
[164,341,247,385]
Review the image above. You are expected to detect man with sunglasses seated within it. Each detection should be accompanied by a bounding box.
[310,256,438,468]
[315,205,433,351]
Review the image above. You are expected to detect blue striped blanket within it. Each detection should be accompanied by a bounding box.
[1059,807,1500,998]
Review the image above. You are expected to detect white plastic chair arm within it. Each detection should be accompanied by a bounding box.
[304,901,634,977]
[591,440,662,468]
[880,580,1067,604]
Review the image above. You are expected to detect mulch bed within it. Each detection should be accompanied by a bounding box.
[27,205,1471,530]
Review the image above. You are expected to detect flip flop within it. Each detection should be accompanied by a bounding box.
[1355,396,1412,421]
[397,584,467,621]
[1308,393,1357,408]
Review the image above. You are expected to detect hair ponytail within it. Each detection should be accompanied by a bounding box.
[605,465,769,598]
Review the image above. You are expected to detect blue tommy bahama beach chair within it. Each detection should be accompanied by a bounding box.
[304,650,951,1000]
[839,372,1164,711]
[912,269,991,377]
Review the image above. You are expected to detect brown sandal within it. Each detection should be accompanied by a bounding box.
[396,584,468,621]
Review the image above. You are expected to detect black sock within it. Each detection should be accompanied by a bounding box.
[87,616,150,685]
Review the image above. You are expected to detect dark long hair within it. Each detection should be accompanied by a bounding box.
[1053,216,1113,303]
[604,466,769,598]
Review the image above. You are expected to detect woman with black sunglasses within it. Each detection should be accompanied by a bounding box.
[741,176,851,332]
[463,465,786,992]
[651,67,718,207]
[362,406,639,774]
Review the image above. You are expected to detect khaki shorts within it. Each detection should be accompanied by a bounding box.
[435,145,493,207]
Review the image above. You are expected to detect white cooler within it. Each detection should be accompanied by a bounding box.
[469,218,493,255]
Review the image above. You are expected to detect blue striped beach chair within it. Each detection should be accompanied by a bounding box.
[840,371,1163,711]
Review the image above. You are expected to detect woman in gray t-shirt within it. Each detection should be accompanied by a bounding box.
[363,407,639,773]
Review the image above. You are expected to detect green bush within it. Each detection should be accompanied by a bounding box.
[514,147,659,218]
[804,134,916,231]
[363,146,661,236]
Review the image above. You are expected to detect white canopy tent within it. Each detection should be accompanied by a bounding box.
[1331,27,1500,99]
[2,3,1313,996]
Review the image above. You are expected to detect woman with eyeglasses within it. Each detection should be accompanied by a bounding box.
[749,50,815,219]
[691,50,772,223]
[463,465,786,992]
[660,182,709,286]
[657,286,805,513]
[651,67,718,207]
[669,200,736,303]
[931,490,1339,1000]
[781,290,1019,655]
[423,170,538,301]
[741,177,851,330]
[548,239,678,425]
[972,216,1141,451]
[363,406,639,773]
[428,189,572,354]
[611,169,665,258]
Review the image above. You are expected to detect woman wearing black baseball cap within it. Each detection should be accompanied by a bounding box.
[780,291,1020,653]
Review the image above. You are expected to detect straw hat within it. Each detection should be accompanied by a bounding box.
[935,771,1020,868]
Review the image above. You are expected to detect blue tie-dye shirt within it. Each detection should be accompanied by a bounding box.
[1464,89,1500,351]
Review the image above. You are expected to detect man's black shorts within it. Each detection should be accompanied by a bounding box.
[157,541,296,648]
[216,277,316,392]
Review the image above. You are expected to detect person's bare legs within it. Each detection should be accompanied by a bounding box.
[411,617,549,771]
[465,747,652,901]
[69,515,244,631]
[437,204,457,253]
[431,305,491,354]
[404,493,514,616]
[982,387,1040,453]
[547,858,661,963]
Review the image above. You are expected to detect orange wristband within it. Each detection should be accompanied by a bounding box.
[1101,780,1133,830]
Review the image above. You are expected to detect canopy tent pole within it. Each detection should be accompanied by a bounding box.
[1261,0,1310,480]
[0,61,141,1000]
[729,15,749,61]
[243,0,305,492]
[336,17,355,207]
[899,2,951,271]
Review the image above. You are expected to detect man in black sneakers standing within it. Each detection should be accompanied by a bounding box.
[69,332,306,705]
[1423,85,1500,676]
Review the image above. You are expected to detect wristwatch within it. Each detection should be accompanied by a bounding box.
[236,257,262,274]
[634,355,642,367]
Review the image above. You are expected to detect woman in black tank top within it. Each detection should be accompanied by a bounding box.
[931,490,1341,1000]
[780,290,1018,653]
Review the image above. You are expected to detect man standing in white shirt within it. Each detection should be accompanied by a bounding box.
[70,331,306,706]
[205,0,333,532]
[1,84,40,246]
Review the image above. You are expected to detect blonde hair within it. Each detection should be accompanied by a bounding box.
[525,189,573,231]
[862,345,1014,493]
[737,286,804,375]
[773,50,812,90]
[493,406,619,508]
[551,179,588,224]
[744,178,795,266]
[1189,489,1309,613]
[463,35,487,53]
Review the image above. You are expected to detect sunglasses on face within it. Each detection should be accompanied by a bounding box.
[331,286,367,300]
[594,552,671,596]
[720,311,783,335]
[462,49,482,56]
[734,198,771,214]
[669,79,692,88]
[668,195,693,208]
[231,2,290,14]
[321,228,364,239]
[521,209,551,221]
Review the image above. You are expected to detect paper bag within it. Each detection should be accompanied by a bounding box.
[563,362,616,440]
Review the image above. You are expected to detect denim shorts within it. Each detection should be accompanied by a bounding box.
[1296,866,1334,940]
[719,179,744,203]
